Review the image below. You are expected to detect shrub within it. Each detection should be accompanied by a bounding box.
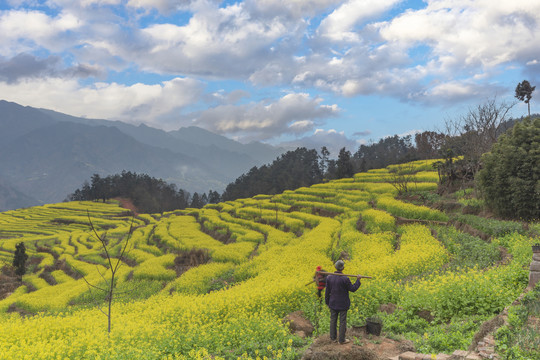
[13,242,28,276]
[477,117,540,220]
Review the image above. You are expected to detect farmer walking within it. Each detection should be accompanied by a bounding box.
[325,260,362,344]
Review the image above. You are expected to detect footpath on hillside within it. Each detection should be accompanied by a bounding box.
[288,293,538,360]
[287,245,540,360]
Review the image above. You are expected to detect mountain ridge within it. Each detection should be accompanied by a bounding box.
[0,100,285,211]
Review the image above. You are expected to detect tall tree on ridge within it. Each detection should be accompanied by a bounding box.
[515,80,535,116]
[320,146,330,177]
[336,147,354,179]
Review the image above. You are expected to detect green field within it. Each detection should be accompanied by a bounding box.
[0,159,537,359]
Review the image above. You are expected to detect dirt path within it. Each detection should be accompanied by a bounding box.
[302,327,415,360]
[115,197,139,216]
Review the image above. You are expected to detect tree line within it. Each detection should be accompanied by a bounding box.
[222,94,538,222]
[68,80,538,220]
[67,117,524,214]
[68,171,221,213]
[221,131,446,201]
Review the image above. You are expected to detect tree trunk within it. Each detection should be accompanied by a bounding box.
[108,274,114,333]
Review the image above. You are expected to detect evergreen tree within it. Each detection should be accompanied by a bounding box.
[208,190,221,204]
[477,117,540,220]
[201,193,209,206]
[13,242,28,277]
[354,135,416,171]
[515,80,535,116]
[320,146,330,176]
[222,147,323,201]
[414,131,445,159]
[68,171,200,213]
[190,192,204,208]
[326,159,337,180]
[336,148,354,179]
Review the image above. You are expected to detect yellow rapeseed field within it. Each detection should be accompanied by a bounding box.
[0,163,535,359]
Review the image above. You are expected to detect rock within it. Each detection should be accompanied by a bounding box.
[416,309,434,323]
[398,351,417,360]
[349,325,367,338]
[397,340,415,353]
[379,303,397,314]
[483,335,495,345]
[284,311,314,337]
[436,354,451,360]
[462,205,480,215]
[529,270,540,289]
[477,346,495,353]
[450,350,468,360]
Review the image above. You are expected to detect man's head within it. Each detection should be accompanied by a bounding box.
[334,260,345,271]
[316,265,322,271]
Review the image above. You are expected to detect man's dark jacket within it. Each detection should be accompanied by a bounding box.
[325,271,361,310]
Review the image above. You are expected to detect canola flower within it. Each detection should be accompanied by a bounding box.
[360,208,396,233]
[0,160,532,359]
[376,195,448,221]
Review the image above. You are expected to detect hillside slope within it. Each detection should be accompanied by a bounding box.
[0,177,38,210]
[0,159,537,359]
[0,121,220,204]
[0,100,285,210]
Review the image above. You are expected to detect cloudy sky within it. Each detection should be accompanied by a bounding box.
[1,0,539,153]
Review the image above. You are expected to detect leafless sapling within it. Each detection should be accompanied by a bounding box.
[78,211,135,333]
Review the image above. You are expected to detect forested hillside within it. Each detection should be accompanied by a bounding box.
[0,159,538,359]
[0,100,284,211]
[68,171,221,213]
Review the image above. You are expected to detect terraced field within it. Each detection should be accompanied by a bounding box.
[0,159,537,359]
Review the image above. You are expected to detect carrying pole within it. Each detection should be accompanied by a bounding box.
[316,271,373,279]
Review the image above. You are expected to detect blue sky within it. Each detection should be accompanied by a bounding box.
[1,0,539,155]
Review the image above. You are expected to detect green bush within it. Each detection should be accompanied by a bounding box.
[477,117,540,220]
[13,242,28,276]
[414,315,486,354]
[455,214,525,237]
[435,226,500,269]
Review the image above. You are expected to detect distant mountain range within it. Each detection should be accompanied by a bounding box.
[0,100,285,211]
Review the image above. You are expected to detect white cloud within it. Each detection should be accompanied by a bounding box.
[247,0,342,19]
[421,80,503,103]
[0,9,82,55]
[193,93,339,141]
[379,0,540,72]
[289,120,314,131]
[317,0,400,42]
[127,0,190,13]
[0,77,203,128]
[80,0,122,6]
[286,0,540,102]
[136,1,297,77]
[2,0,540,142]
[278,128,357,156]
[0,53,103,82]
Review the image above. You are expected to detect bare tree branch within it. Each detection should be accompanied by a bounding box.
[95,264,110,289]
[79,211,136,333]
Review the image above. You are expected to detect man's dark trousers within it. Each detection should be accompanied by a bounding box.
[330,308,347,343]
